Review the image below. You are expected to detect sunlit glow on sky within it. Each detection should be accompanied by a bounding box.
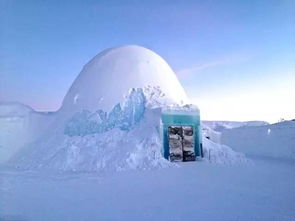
[0,0,294,123]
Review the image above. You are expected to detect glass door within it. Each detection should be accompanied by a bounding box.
[168,126,183,162]
[168,126,195,162]
[182,126,195,161]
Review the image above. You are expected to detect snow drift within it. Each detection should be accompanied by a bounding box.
[12,87,246,171]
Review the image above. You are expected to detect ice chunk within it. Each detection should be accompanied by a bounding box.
[64,88,146,136]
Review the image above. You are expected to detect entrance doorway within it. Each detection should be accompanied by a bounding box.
[168,126,195,162]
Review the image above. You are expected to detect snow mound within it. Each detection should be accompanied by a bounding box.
[0,102,55,163]
[61,45,189,115]
[202,124,221,144]
[202,136,247,164]
[40,108,171,171]
[221,121,295,160]
[12,92,173,171]
[201,122,247,164]
[12,87,246,171]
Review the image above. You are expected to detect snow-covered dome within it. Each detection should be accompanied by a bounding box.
[61,45,189,113]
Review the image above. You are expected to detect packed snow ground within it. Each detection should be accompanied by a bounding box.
[1,121,295,220]
[1,157,295,221]
[1,120,295,220]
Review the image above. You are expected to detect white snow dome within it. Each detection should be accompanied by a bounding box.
[61,45,189,113]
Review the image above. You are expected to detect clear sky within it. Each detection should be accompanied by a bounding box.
[1,0,294,123]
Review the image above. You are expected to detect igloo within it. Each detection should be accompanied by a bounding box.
[60,45,189,114]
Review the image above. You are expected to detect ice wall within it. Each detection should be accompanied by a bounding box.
[64,88,146,136]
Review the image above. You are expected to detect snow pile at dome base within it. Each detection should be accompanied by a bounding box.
[12,87,247,172]
[46,108,171,171]
[202,136,247,164]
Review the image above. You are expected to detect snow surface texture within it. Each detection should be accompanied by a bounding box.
[2,116,294,221]
[2,159,294,221]
[52,108,170,171]
[11,86,246,172]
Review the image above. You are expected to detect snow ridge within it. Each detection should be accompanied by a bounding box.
[11,86,247,172]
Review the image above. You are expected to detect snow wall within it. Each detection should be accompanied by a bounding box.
[221,121,295,160]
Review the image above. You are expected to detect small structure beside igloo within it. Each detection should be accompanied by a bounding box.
[161,105,203,162]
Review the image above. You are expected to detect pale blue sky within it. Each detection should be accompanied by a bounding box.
[1,0,294,122]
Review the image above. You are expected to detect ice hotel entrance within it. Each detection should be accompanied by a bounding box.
[161,107,203,162]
